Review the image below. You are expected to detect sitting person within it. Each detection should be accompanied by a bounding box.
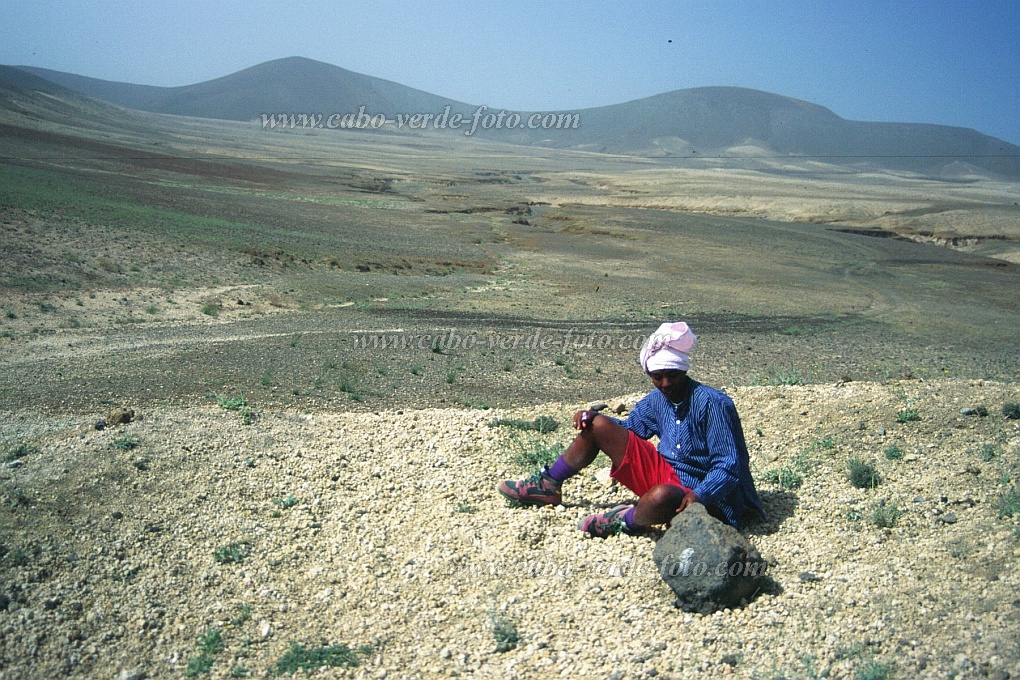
[498,321,763,537]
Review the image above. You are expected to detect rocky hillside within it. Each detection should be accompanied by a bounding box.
[1,379,1018,679]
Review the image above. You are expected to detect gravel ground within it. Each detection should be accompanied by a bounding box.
[2,378,1019,679]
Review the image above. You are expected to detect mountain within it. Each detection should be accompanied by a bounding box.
[0,65,72,94]
[520,87,1020,176]
[9,57,1020,176]
[16,57,475,122]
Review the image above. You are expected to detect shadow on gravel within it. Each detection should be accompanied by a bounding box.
[747,489,799,536]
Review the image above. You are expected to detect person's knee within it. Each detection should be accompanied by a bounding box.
[589,415,628,449]
[643,483,686,510]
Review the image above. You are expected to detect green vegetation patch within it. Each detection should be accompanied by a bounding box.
[504,432,566,470]
[856,660,895,680]
[762,438,830,489]
[491,614,520,653]
[896,408,921,423]
[995,486,1020,518]
[213,542,251,564]
[490,415,559,434]
[3,441,39,463]
[272,494,299,510]
[185,628,226,677]
[871,500,901,528]
[754,366,806,386]
[111,436,140,452]
[761,467,803,490]
[217,395,248,411]
[848,458,882,489]
[185,653,214,677]
[272,643,362,674]
[883,444,903,461]
[0,165,271,250]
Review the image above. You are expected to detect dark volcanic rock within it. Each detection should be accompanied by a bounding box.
[653,504,767,613]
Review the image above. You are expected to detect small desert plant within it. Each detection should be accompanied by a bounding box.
[273,494,299,509]
[445,371,457,384]
[502,359,513,372]
[491,415,559,434]
[185,654,213,677]
[896,408,920,423]
[213,542,251,564]
[532,415,559,433]
[491,614,520,653]
[834,641,865,661]
[979,444,997,462]
[230,604,252,627]
[111,436,140,452]
[995,486,1020,518]
[1003,402,1020,420]
[506,433,565,470]
[409,363,423,376]
[762,467,803,490]
[201,303,219,317]
[273,643,362,674]
[773,370,804,386]
[755,367,805,386]
[198,629,225,655]
[848,458,882,489]
[883,444,903,461]
[491,417,531,431]
[185,628,225,677]
[3,442,39,463]
[454,501,476,514]
[810,435,836,451]
[856,659,894,680]
[217,395,247,411]
[870,500,901,528]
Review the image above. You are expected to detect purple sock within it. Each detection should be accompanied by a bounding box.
[622,506,639,530]
[547,456,579,483]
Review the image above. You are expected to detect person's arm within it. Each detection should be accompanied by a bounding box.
[689,399,744,506]
[608,396,657,440]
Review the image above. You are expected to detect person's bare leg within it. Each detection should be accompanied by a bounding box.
[568,418,689,528]
[561,415,630,471]
[633,483,687,526]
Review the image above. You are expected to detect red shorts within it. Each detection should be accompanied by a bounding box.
[610,431,691,497]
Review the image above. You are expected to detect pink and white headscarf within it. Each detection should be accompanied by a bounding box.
[640,321,698,373]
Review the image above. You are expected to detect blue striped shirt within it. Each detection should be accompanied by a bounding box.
[613,379,763,528]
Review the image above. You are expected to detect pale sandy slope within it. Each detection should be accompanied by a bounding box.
[1,379,1018,679]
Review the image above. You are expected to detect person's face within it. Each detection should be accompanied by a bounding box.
[648,369,688,402]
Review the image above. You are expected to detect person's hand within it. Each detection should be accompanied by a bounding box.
[676,490,701,513]
[573,409,596,431]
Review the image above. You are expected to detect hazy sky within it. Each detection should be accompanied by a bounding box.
[3,0,1018,145]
